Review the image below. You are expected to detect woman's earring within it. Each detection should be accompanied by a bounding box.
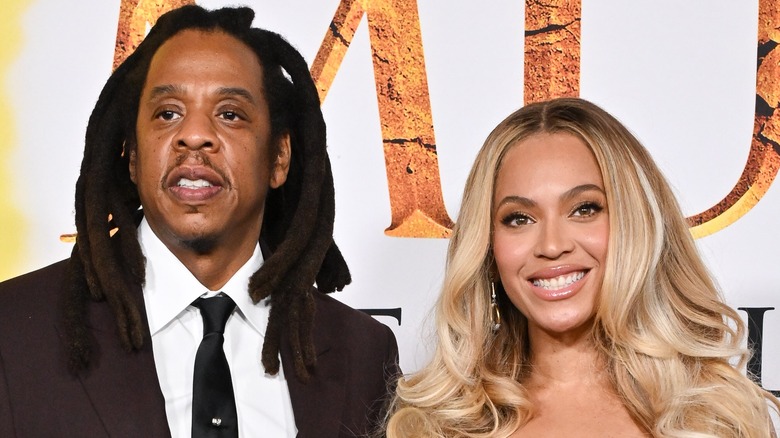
[490,282,501,331]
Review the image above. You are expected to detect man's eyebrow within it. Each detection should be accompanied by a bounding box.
[145,85,257,105]
[217,87,256,104]
[147,84,185,100]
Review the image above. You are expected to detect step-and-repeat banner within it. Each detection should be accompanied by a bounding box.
[2,0,779,392]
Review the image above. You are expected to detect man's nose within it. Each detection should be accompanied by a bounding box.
[174,112,218,151]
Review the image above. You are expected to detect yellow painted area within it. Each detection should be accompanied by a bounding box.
[690,187,762,239]
[0,0,32,281]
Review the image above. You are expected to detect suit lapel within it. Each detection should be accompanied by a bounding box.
[71,285,171,437]
[281,302,347,438]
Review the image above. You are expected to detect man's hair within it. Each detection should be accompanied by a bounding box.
[64,5,350,381]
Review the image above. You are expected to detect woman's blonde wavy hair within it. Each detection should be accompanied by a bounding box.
[386,98,779,437]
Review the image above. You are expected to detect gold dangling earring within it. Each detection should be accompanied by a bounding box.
[490,282,501,331]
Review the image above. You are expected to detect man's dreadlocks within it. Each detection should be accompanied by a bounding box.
[64,5,351,382]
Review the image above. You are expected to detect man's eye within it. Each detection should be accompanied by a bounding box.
[220,111,241,121]
[158,110,179,121]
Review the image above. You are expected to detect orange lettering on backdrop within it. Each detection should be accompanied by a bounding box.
[98,0,778,240]
[688,1,780,238]
[310,0,364,103]
[523,0,581,104]
[520,0,780,238]
[114,0,193,70]
[312,0,455,238]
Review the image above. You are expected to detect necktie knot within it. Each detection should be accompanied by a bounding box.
[194,295,236,335]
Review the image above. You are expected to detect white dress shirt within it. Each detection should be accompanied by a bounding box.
[138,219,297,438]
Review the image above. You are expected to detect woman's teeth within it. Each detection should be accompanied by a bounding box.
[532,271,585,290]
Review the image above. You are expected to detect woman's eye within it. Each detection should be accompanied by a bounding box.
[501,212,535,227]
[571,202,604,218]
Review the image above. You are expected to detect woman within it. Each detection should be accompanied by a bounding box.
[386,98,779,437]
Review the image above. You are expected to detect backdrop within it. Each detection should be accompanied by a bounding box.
[1,0,779,393]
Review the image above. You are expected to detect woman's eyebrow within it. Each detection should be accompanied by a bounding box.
[560,184,605,203]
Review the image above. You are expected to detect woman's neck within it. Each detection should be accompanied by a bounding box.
[524,321,606,388]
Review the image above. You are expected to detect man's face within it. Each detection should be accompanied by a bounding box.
[130,29,290,256]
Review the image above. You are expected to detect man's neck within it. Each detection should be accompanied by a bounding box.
[167,240,257,291]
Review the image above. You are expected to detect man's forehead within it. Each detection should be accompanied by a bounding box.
[148,28,263,74]
[141,29,265,96]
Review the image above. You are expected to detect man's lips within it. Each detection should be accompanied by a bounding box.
[163,166,226,202]
[164,165,226,188]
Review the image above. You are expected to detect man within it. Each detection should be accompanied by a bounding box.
[0,5,398,437]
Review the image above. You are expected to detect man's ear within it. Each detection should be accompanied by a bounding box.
[128,149,138,184]
[270,133,291,189]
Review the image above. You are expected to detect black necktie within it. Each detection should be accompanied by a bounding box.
[192,295,239,438]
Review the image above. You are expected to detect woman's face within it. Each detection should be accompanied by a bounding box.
[492,132,609,340]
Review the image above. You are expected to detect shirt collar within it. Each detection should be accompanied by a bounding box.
[138,218,269,336]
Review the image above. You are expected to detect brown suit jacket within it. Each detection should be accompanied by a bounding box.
[0,260,399,437]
